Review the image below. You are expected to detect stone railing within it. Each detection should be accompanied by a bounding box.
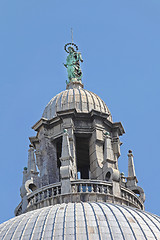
[71,179,113,194]
[71,180,144,210]
[14,201,22,216]
[27,182,61,212]
[15,182,61,216]
[25,180,113,213]
[121,187,144,210]
[15,179,144,215]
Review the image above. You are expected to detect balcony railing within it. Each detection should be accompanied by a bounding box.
[14,201,22,216]
[15,179,144,216]
[27,182,61,210]
[71,179,113,194]
[121,187,144,210]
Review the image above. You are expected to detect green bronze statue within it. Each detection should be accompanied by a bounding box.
[64,43,83,83]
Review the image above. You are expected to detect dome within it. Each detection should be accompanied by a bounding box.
[42,87,112,122]
[1,203,159,240]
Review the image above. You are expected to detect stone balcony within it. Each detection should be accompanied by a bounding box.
[15,179,144,216]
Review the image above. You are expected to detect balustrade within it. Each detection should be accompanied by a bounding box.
[121,187,143,210]
[71,180,113,195]
[15,179,144,216]
[27,183,61,209]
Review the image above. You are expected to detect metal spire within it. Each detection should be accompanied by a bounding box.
[71,28,73,43]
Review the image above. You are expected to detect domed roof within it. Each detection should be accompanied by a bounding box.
[1,203,159,240]
[42,86,112,122]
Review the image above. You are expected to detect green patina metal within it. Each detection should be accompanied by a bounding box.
[64,43,83,84]
[104,131,110,136]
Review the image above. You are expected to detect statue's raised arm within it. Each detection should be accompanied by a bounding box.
[77,52,83,63]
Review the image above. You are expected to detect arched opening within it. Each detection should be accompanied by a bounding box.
[76,135,90,179]
[106,171,111,181]
[56,137,62,181]
[29,183,37,192]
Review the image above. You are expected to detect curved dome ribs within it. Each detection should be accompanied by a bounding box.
[1,203,160,240]
[77,87,83,111]
[107,203,137,239]
[88,90,96,111]
[82,88,90,112]
[95,202,113,238]
[42,88,112,121]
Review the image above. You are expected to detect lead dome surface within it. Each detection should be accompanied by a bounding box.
[42,88,112,122]
[1,202,160,240]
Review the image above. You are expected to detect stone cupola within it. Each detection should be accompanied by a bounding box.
[15,42,145,216]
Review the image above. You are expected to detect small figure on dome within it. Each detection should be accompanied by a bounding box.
[64,43,83,83]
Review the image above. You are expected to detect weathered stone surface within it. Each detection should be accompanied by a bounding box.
[16,80,146,217]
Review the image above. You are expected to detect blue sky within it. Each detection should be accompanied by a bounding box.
[0,0,160,223]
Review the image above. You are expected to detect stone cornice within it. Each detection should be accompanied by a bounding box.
[29,136,39,147]
[112,122,125,135]
[32,111,124,138]
[32,117,61,131]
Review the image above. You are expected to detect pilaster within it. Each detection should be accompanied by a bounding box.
[89,127,104,180]
[62,117,77,179]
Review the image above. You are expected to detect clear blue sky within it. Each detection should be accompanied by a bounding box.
[0,0,160,223]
